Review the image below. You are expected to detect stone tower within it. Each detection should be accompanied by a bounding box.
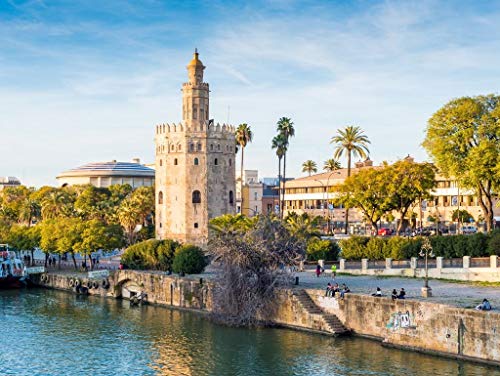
[155,50,236,246]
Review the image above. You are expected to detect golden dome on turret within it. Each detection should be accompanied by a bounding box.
[187,48,205,68]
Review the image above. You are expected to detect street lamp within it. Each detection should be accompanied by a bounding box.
[419,237,435,297]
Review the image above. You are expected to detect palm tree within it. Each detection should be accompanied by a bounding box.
[272,134,286,215]
[302,160,317,176]
[330,125,370,233]
[276,117,295,219]
[19,199,41,227]
[323,158,341,172]
[235,123,253,212]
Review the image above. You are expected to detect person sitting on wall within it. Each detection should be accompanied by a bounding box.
[475,299,492,311]
[371,287,382,297]
[325,282,333,297]
[397,288,406,299]
[391,289,398,300]
[340,283,350,299]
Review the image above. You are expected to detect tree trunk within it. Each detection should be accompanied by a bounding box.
[477,182,494,232]
[71,252,78,270]
[344,151,351,234]
[30,249,35,266]
[240,146,244,213]
[282,153,287,219]
[277,157,282,216]
[58,254,61,270]
[89,254,94,271]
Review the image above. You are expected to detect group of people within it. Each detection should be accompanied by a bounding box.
[370,287,406,300]
[325,282,350,298]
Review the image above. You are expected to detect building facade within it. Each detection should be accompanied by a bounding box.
[155,50,236,246]
[0,176,21,190]
[56,159,154,189]
[236,170,263,217]
[283,157,500,233]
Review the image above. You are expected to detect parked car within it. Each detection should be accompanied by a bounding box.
[461,226,477,234]
[378,228,393,236]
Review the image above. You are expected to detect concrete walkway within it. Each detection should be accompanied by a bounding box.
[296,271,500,310]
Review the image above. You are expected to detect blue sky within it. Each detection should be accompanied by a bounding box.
[1,0,500,187]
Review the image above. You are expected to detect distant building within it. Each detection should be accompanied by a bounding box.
[0,176,21,190]
[236,170,263,217]
[57,159,154,189]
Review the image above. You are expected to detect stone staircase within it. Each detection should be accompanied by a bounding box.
[294,289,350,336]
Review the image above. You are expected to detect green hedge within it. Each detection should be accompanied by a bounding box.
[339,232,499,260]
[121,239,180,271]
[306,238,340,261]
[172,245,207,274]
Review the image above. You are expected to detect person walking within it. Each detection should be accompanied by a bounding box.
[331,264,337,279]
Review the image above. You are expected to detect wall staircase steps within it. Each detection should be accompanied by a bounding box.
[293,289,350,336]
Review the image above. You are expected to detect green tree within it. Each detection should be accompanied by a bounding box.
[55,217,84,270]
[452,209,474,223]
[235,123,253,211]
[385,159,436,234]
[0,186,32,223]
[7,224,41,265]
[172,244,207,274]
[423,95,500,231]
[271,134,287,216]
[276,117,295,219]
[285,212,321,241]
[335,167,391,234]
[330,125,370,233]
[74,186,112,221]
[41,188,75,220]
[40,220,59,267]
[301,160,317,176]
[118,199,142,246]
[323,158,341,172]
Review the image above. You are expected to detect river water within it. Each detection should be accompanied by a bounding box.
[1,289,499,376]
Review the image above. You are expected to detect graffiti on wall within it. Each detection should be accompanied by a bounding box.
[386,311,417,331]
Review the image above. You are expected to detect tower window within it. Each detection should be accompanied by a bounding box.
[197,143,202,151]
[190,143,194,152]
[194,223,199,229]
[171,145,174,151]
[159,159,163,167]
[200,109,204,120]
[214,158,218,165]
[174,158,178,165]
[229,159,232,166]
[158,191,163,204]
[217,144,221,151]
[210,144,213,151]
[192,190,201,204]
[177,144,182,151]
[229,191,234,205]
[193,105,198,119]
[194,158,199,165]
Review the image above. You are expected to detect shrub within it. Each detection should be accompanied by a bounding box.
[172,244,207,274]
[338,236,369,260]
[488,230,500,256]
[385,236,411,260]
[365,237,387,260]
[306,238,340,261]
[467,233,488,257]
[121,239,179,271]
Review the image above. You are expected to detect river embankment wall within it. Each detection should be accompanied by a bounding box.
[33,270,500,367]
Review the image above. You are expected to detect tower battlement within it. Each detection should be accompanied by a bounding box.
[155,122,235,135]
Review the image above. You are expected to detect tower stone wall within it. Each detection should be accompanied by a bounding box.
[155,50,236,246]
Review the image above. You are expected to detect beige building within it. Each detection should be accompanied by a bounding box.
[0,176,21,190]
[283,157,500,233]
[56,159,154,188]
[154,50,236,246]
[236,170,263,217]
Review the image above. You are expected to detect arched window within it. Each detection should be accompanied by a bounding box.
[214,158,218,165]
[194,223,199,229]
[177,144,182,151]
[158,191,163,204]
[174,158,178,165]
[229,191,234,205]
[159,159,163,167]
[171,144,174,151]
[197,143,202,151]
[194,158,199,165]
[192,190,201,204]
[217,144,221,151]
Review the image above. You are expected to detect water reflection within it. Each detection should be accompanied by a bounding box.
[0,289,498,376]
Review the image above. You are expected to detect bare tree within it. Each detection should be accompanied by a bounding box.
[207,215,305,326]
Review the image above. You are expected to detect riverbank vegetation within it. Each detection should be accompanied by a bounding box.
[339,231,500,260]
[207,214,305,326]
[0,184,154,268]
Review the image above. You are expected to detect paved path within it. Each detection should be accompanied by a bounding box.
[296,271,500,310]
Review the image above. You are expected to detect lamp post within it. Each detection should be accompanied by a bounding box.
[419,237,435,297]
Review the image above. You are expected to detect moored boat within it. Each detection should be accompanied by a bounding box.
[0,244,27,289]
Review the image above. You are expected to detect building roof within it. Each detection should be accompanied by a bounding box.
[57,161,155,179]
[0,176,21,185]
